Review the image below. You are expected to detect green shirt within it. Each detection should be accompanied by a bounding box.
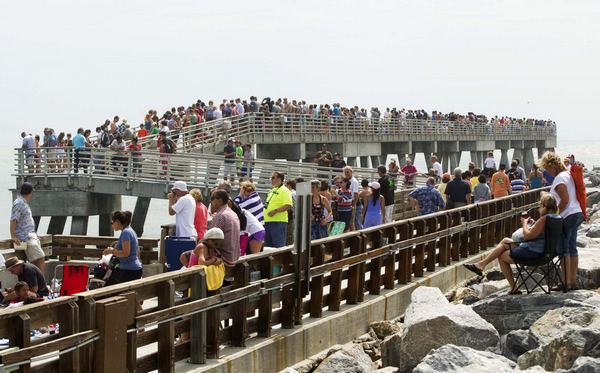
[151,128,160,135]
[264,186,293,223]
[236,146,244,166]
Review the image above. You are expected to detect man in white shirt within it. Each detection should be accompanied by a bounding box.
[235,98,245,115]
[431,155,443,183]
[168,181,197,241]
[483,151,496,178]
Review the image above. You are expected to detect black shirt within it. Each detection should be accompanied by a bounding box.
[378,174,395,206]
[331,159,346,170]
[445,178,471,204]
[224,145,235,163]
[18,263,49,296]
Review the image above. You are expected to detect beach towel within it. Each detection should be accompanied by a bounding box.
[570,162,587,220]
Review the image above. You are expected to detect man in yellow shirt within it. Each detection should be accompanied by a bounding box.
[264,171,293,248]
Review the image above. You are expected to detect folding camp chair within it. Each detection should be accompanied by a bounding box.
[51,264,89,296]
[509,215,565,294]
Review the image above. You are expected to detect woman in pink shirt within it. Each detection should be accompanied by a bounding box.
[189,189,208,240]
[400,158,418,187]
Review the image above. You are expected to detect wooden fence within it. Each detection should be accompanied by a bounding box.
[0,188,546,372]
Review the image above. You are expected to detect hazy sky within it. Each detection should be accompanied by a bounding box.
[1,0,598,147]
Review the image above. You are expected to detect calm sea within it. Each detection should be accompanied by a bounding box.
[0,140,595,239]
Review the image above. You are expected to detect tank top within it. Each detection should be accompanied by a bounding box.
[312,196,324,221]
[365,198,382,220]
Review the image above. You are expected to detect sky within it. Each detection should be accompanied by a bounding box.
[1,0,599,147]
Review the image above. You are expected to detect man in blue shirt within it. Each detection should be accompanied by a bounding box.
[408,177,446,216]
[21,132,35,172]
[72,127,87,173]
[10,182,45,274]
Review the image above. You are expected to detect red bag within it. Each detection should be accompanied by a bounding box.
[570,162,587,220]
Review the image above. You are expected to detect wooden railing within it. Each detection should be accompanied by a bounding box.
[0,188,546,372]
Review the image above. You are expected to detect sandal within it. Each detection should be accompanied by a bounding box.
[508,289,522,295]
[464,264,483,276]
[550,285,568,292]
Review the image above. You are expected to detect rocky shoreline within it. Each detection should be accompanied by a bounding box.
[280,171,600,373]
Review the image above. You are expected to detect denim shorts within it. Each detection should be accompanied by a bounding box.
[561,212,584,257]
[510,244,542,260]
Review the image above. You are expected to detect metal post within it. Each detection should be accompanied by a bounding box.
[294,181,311,325]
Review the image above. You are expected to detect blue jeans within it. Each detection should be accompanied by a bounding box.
[311,221,328,240]
[562,212,584,257]
[354,203,363,230]
[265,222,288,248]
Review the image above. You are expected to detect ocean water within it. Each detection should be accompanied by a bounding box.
[1,140,597,239]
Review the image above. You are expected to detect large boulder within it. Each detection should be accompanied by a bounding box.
[412,344,545,373]
[587,191,600,207]
[370,320,402,340]
[313,344,374,373]
[518,307,600,370]
[381,287,499,372]
[471,290,600,334]
[586,223,600,238]
[471,279,510,298]
[577,246,600,289]
[500,329,539,361]
[560,356,600,372]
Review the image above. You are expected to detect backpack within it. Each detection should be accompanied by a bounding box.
[570,163,587,220]
[163,138,175,153]
[100,132,113,148]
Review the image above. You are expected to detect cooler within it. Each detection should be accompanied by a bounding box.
[164,236,197,272]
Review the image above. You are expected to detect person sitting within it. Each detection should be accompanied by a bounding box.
[2,257,49,303]
[7,281,39,305]
[464,192,560,294]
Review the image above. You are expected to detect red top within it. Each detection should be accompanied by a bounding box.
[194,203,208,240]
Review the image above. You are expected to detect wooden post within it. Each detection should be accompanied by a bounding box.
[157,280,175,372]
[281,251,295,329]
[11,313,31,373]
[190,271,207,364]
[468,207,479,255]
[413,220,425,277]
[120,291,138,373]
[309,244,325,318]
[450,211,461,261]
[459,210,469,258]
[58,301,79,372]
[94,296,128,373]
[479,204,489,252]
[78,298,96,373]
[383,227,397,289]
[346,235,361,304]
[231,263,249,347]
[368,231,383,295]
[357,233,367,302]
[328,240,344,311]
[396,223,411,284]
[425,218,437,272]
[206,288,220,358]
[258,256,274,337]
[437,214,449,266]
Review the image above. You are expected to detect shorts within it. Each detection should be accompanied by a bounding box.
[562,212,584,257]
[47,148,57,160]
[509,244,542,260]
[26,153,35,166]
[250,230,266,242]
[25,236,45,262]
[223,163,236,176]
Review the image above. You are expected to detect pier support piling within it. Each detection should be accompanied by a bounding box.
[47,216,67,235]
[70,216,89,236]
[500,149,509,167]
[132,197,151,237]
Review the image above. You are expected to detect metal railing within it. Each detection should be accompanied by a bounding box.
[94,113,555,153]
[14,147,427,194]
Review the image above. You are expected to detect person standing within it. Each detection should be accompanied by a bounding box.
[223,137,236,182]
[168,181,197,241]
[431,155,443,182]
[490,163,512,198]
[331,152,346,171]
[314,144,332,179]
[473,175,491,202]
[234,181,264,224]
[539,152,584,291]
[377,165,396,223]
[72,127,87,173]
[400,158,418,187]
[362,181,385,228]
[102,210,142,286]
[189,189,208,240]
[263,171,293,248]
[444,168,472,208]
[344,166,361,230]
[310,180,332,239]
[21,132,36,173]
[408,177,445,216]
[10,182,45,274]
[483,152,496,178]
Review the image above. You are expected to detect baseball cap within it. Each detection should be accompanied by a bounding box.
[172,181,188,192]
[368,181,381,190]
[20,182,34,195]
[203,227,224,240]
[499,163,506,169]
[442,173,451,179]
[228,137,235,143]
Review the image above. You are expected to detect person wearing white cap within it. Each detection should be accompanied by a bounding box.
[168,181,197,241]
[361,181,386,229]
[187,227,225,267]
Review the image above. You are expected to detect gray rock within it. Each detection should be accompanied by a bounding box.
[471,279,510,298]
[375,368,398,373]
[518,328,600,371]
[370,320,402,340]
[452,286,478,303]
[518,307,600,370]
[587,191,600,207]
[586,223,600,238]
[568,356,600,372]
[577,246,600,289]
[290,344,344,373]
[462,294,480,305]
[314,344,374,373]
[577,236,589,248]
[485,269,506,281]
[279,369,299,373]
[471,290,600,334]
[500,329,539,361]
[412,344,518,373]
[381,287,499,372]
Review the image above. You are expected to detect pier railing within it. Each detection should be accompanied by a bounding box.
[0,188,547,372]
[14,147,427,195]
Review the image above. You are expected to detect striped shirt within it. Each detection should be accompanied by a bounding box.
[511,179,526,194]
[234,192,264,225]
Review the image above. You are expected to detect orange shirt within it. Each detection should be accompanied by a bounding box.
[137,129,148,138]
[490,171,510,198]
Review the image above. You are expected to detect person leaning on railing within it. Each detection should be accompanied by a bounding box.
[464,193,560,294]
[263,171,293,248]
